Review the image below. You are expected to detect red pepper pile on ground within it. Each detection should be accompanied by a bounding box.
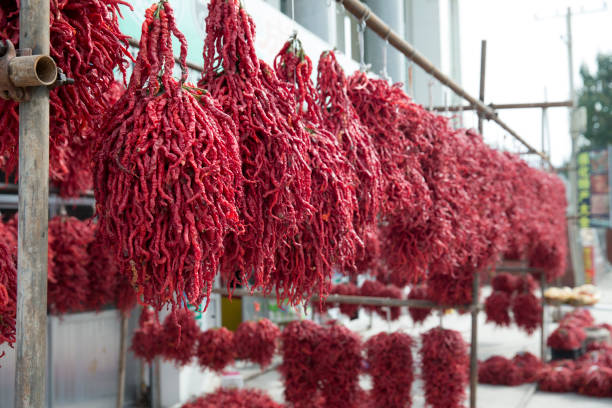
[478,352,543,386]
[0,0,131,196]
[365,332,414,408]
[420,327,469,408]
[182,387,283,408]
[94,1,242,311]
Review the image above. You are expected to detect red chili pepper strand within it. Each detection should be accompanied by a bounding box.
[420,327,469,408]
[199,0,315,305]
[407,284,432,324]
[512,292,542,335]
[279,320,325,408]
[484,290,512,327]
[131,308,163,363]
[233,318,280,369]
[314,324,362,408]
[182,387,283,408]
[196,327,235,373]
[47,216,95,315]
[316,51,382,267]
[491,273,519,294]
[0,0,132,197]
[94,2,242,311]
[160,308,199,367]
[365,332,414,408]
[273,38,359,295]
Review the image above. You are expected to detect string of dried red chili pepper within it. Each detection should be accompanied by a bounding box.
[0,221,17,351]
[199,0,315,305]
[233,318,280,369]
[182,387,283,408]
[196,327,235,373]
[160,308,200,367]
[131,308,163,363]
[420,327,469,408]
[273,36,359,292]
[0,0,132,196]
[94,1,242,310]
[316,51,382,268]
[365,332,414,408]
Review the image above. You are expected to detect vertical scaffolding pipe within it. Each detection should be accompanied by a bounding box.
[478,40,487,135]
[116,314,129,408]
[470,273,479,408]
[15,1,50,407]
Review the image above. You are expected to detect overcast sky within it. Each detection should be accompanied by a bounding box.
[457,0,612,167]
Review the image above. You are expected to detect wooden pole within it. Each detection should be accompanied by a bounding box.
[540,273,547,362]
[470,274,480,408]
[15,0,50,407]
[116,314,129,408]
[478,40,487,135]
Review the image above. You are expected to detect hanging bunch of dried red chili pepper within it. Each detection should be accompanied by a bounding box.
[491,273,519,293]
[365,332,414,408]
[512,292,542,335]
[160,309,200,367]
[196,327,235,373]
[182,387,283,408]
[273,35,359,289]
[407,284,432,324]
[85,229,119,311]
[420,327,469,408]
[484,290,512,327]
[360,280,402,320]
[233,318,280,368]
[322,282,360,318]
[199,0,316,304]
[0,0,132,196]
[131,308,163,363]
[94,1,242,311]
[47,216,95,315]
[314,324,362,408]
[316,51,382,268]
[538,366,574,392]
[279,320,325,408]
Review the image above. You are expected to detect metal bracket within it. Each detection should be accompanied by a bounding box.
[0,40,28,102]
[0,39,61,103]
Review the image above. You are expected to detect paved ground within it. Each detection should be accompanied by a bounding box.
[183,272,612,408]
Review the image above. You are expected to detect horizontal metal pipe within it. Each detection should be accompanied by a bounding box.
[10,55,57,86]
[434,100,574,112]
[211,288,480,311]
[336,0,551,165]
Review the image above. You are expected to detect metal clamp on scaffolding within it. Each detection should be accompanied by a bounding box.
[0,39,57,102]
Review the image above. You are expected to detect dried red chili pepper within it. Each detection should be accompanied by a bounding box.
[47,216,95,315]
[94,1,242,311]
[573,365,612,397]
[182,387,283,408]
[314,323,362,408]
[547,323,586,350]
[484,290,512,327]
[420,327,469,408]
[360,280,401,321]
[491,273,519,294]
[407,284,432,324]
[279,320,325,408]
[478,355,523,386]
[160,309,200,367]
[131,308,163,363]
[199,0,316,305]
[560,308,594,328]
[273,36,359,290]
[512,292,542,335]
[0,0,132,196]
[0,223,17,350]
[538,366,574,392]
[316,51,382,268]
[365,332,414,408]
[233,318,280,368]
[512,352,543,383]
[196,327,235,373]
[322,283,360,318]
[515,274,539,293]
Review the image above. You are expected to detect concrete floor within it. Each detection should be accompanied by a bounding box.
[184,272,612,407]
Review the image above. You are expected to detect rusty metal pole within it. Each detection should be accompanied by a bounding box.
[478,40,487,135]
[15,0,50,407]
[469,273,480,408]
